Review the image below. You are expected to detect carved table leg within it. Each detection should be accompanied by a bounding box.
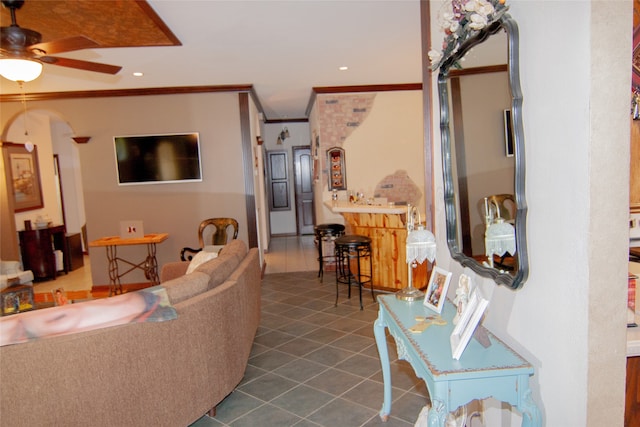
[427,399,448,427]
[518,388,542,427]
[106,245,122,296]
[144,243,159,285]
[374,315,391,421]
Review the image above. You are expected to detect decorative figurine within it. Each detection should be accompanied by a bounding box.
[453,274,471,325]
[54,288,68,306]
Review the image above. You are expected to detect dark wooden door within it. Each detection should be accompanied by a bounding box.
[293,146,314,235]
[266,150,290,211]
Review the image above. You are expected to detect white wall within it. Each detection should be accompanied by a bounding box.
[430,1,631,425]
[5,111,63,229]
[311,90,425,224]
[262,122,311,235]
[50,117,87,238]
[2,92,253,286]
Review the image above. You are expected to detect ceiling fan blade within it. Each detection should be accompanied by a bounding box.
[30,36,100,55]
[40,56,122,75]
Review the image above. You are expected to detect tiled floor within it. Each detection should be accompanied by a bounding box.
[264,235,319,275]
[32,255,93,294]
[32,236,430,426]
[206,271,429,427]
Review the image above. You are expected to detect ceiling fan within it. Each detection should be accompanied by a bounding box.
[0,0,122,82]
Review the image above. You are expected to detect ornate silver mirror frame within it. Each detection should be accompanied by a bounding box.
[437,14,528,289]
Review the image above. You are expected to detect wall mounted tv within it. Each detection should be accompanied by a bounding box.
[114,133,203,185]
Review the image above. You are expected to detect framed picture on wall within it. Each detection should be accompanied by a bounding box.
[3,143,44,212]
[327,147,347,191]
[503,109,514,157]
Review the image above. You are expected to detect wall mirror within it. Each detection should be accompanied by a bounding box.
[437,13,528,289]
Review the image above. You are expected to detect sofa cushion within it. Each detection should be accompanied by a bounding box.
[195,239,248,289]
[163,271,210,304]
[185,247,219,274]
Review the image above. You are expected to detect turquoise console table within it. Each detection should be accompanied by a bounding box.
[374,294,541,426]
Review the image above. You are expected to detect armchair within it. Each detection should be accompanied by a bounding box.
[180,218,239,261]
[1,260,34,291]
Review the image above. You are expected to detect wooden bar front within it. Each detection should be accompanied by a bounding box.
[327,203,428,291]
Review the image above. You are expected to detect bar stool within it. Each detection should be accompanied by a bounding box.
[314,223,346,282]
[334,235,374,310]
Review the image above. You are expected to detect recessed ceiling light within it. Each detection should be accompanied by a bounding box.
[339,66,348,71]
[133,72,144,77]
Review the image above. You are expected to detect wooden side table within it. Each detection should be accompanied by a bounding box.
[19,225,68,281]
[89,233,169,296]
[374,294,541,426]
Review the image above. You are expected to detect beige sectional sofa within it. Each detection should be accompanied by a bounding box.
[0,239,261,427]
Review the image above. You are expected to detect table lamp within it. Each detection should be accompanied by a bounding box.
[484,218,516,268]
[396,205,436,301]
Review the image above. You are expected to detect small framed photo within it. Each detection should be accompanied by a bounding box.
[450,288,489,360]
[423,267,452,313]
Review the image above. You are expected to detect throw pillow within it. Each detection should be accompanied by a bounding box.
[186,247,219,274]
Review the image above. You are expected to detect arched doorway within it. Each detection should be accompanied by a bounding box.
[3,109,88,252]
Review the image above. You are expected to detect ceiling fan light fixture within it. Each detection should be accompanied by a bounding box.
[0,58,43,82]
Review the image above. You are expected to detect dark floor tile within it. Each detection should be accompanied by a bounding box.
[276,320,318,336]
[229,403,302,427]
[330,334,374,353]
[271,384,334,417]
[363,414,414,426]
[348,306,380,322]
[323,301,363,316]
[211,390,263,425]
[302,327,346,345]
[260,312,296,329]
[249,341,269,358]
[304,368,363,395]
[302,311,342,326]
[304,344,356,367]
[361,342,385,359]
[253,330,296,348]
[238,372,298,402]
[306,397,377,427]
[369,360,421,391]
[335,353,382,378]
[189,415,225,426]
[280,306,317,320]
[388,390,430,423]
[276,337,325,357]
[325,316,369,333]
[261,301,297,315]
[353,323,376,338]
[273,358,329,383]
[249,349,297,371]
[300,298,336,311]
[341,378,385,410]
[292,419,323,427]
[239,364,267,386]
[280,295,314,306]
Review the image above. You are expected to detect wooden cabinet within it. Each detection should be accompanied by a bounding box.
[19,225,67,281]
[341,212,427,291]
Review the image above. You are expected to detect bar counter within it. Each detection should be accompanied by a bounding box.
[325,201,428,291]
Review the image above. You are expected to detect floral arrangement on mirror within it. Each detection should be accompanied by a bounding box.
[428,0,509,71]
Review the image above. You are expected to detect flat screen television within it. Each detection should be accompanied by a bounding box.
[113,132,203,185]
